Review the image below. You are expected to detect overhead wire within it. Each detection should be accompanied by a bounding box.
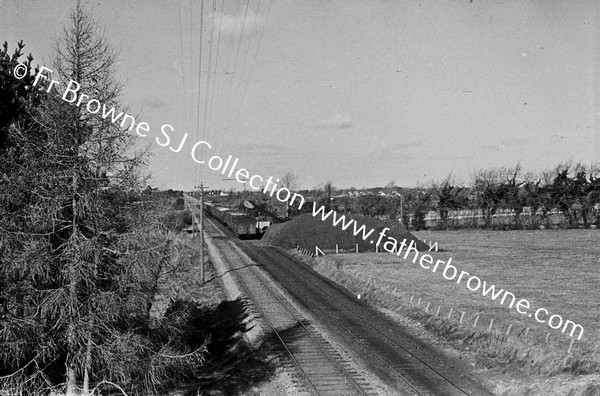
[205,0,225,148]
[211,0,241,133]
[228,0,263,127]
[195,0,206,181]
[212,0,252,154]
[211,0,244,152]
[188,0,199,185]
[224,0,273,155]
[177,0,191,183]
[199,0,218,183]
[176,0,273,191]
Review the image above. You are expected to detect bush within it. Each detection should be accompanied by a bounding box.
[163,210,193,231]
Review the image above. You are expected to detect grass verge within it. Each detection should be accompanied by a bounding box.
[299,253,600,377]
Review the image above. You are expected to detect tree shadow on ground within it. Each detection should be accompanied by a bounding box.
[177,298,306,396]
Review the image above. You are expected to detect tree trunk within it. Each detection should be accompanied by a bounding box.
[83,331,92,395]
[66,172,79,395]
[514,209,522,230]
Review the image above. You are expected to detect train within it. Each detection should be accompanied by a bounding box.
[203,201,271,239]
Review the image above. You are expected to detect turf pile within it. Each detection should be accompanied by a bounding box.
[262,213,429,252]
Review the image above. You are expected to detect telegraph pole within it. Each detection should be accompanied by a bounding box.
[194,183,207,284]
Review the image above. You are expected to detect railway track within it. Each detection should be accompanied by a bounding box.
[204,218,379,396]
[187,195,492,395]
[237,244,495,396]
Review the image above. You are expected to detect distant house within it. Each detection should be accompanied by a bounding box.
[425,211,440,221]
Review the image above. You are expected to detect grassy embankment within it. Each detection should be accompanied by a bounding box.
[304,229,600,376]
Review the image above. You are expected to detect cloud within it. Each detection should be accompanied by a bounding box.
[390,140,423,151]
[549,134,566,142]
[318,114,353,129]
[373,141,423,156]
[499,137,528,147]
[213,8,266,38]
[141,96,166,111]
[481,144,500,151]
[481,137,528,151]
[233,142,285,155]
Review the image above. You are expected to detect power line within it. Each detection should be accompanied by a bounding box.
[177,1,189,147]
[199,0,218,183]
[227,0,273,149]
[206,0,225,147]
[212,0,254,156]
[229,0,262,124]
[210,0,241,151]
[211,0,245,153]
[217,0,251,144]
[195,0,206,182]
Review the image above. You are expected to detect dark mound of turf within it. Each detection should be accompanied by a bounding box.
[262,212,428,252]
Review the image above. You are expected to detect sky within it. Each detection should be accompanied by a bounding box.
[2,0,599,191]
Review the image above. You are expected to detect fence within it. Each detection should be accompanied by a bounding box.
[340,266,582,357]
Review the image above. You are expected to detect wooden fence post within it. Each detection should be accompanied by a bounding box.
[567,338,575,354]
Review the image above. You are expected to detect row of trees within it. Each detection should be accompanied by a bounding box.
[1,5,206,395]
[275,163,600,231]
[428,163,600,230]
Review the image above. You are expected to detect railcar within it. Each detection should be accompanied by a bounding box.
[203,202,258,239]
[229,213,257,239]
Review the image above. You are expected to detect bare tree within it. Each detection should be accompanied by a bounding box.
[280,172,300,218]
[0,5,205,395]
[497,164,526,229]
[315,180,336,212]
[472,168,506,228]
[281,171,301,191]
[432,173,466,229]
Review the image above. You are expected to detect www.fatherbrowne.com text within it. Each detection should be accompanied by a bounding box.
[17,63,585,341]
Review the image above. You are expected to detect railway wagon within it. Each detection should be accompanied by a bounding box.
[203,202,257,238]
[215,206,232,225]
[228,213,257,239]
[203,202,217,217]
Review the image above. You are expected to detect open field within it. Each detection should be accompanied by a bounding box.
[317,229,599,372]
[412,229,599,349]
